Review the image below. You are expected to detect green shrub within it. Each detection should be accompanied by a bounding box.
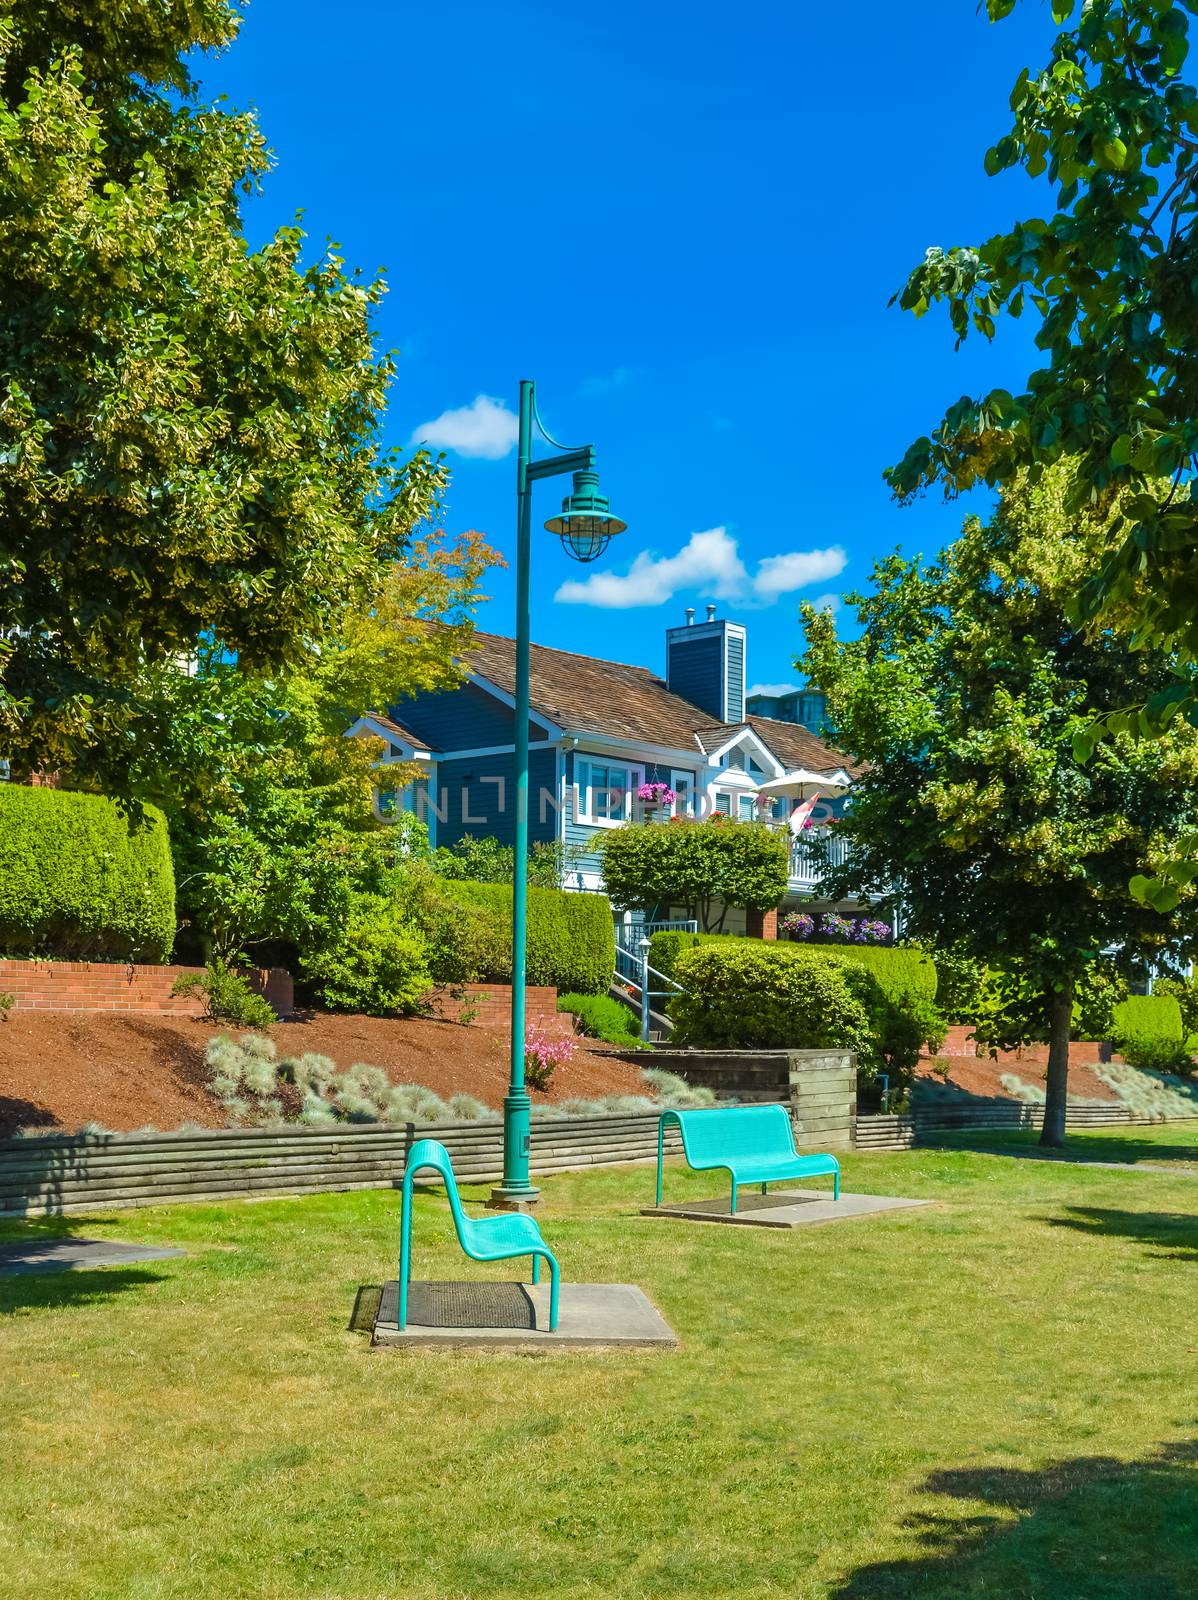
[301,896,431,1016]
[432,880,615,995]
[826,944,937,1005]
[0,787,175,961]
[924,944,987,1022]
[558,992,642,1046]
[173,960,277,1029]
[1112,993,1192,1072]
[670,943,879,1068]
[1149,977,1198,1042]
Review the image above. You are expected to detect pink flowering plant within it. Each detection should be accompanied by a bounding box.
[780,911,816,939]
[636,781,676,807]
[524,1024,576,1091]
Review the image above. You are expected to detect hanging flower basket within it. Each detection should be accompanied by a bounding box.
[636,781,676,814]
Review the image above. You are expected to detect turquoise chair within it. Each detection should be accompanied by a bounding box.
[656,1104,841,1214]
[398,1137,560,1332]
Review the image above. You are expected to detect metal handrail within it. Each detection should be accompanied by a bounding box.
[614,938,688,1042]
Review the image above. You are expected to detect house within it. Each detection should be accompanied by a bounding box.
[348,608,863,932]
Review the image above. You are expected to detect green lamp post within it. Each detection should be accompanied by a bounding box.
[488,379,626,1211]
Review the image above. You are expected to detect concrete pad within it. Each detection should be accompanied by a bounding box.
[642,1188,931,1228]
[371,1279,678,1350]
[0,1238,185,1274]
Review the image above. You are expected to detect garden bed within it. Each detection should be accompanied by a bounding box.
[0,1011,647,1137]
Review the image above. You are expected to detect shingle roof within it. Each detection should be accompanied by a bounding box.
[358,712,440,754]
[461,630,854,776]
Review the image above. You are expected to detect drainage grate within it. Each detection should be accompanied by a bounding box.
[376,1279,534,1330]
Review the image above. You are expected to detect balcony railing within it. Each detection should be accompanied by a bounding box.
[787,828,853,890]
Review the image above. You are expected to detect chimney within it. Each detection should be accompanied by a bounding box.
[665,611,747,724]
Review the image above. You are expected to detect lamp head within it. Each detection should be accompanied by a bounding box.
[544,469,627,563]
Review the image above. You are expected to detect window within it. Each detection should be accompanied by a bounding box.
[714,791,732,816]
[670,770,696,817]
[738,793,756,821]
[577,758,635,824]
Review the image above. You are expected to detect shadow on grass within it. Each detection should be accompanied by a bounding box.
[0,1265,167,1315]
[920,1130,1198,1167]
[1045,1206,1198,1261]
[835,1439,1198,1599]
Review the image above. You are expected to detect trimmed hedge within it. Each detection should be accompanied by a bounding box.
[0,787,175,961]
[1112,993,1191,1071]
[670,942,878,1066]
[650,930,938,1006]
[435,880,615,996]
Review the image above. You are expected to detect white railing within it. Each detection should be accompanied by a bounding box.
[788,829,853,889]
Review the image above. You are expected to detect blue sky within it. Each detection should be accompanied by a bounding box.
[201,0,1058,695]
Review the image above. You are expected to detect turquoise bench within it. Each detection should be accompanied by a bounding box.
[656,1104,840,1214]
[398,1138,560,1331]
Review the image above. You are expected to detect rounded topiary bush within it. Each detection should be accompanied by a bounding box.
[670,941,878,1069]
[0,786,176,961]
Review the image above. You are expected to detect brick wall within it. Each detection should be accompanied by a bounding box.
[0,961,293,1017]
[425,984,571,1033]
[936,1023,1117,1068]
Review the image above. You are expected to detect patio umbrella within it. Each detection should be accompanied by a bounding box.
[754,767,852,801]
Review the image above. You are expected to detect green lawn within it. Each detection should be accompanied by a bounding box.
[2,1148,1197,1599]
[928,1120,1198,1169]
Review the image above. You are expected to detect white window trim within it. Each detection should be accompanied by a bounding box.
[575,756,643,828]
[668,769,698,818]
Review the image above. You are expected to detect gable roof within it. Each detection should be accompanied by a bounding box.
[355,712,440,755]
[461,630,856,777]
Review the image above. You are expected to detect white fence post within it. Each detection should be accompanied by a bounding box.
[639,937,651,1042]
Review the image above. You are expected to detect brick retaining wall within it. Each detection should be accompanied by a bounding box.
[0,961,293,1017]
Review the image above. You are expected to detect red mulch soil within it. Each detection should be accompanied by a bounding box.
[916,1049,1122,1103]
[0,1011,648,1138]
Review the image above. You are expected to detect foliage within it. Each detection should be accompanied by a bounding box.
[0,4,465,792]
[523,1025,575,1092]
[599,818,789,932]
[886,1,1198,675]
[172,961,276,1030]
[1112,993,1192,1071]
[0,992,11,1021]
[1149,976,1198,1041]
[298,897,431,1017]
[0,786,175,961]
[669,942,880,1070]
[925,944,989,1024]
[432,834,579,890]
[431,880,615,996]
[801,467,1198,1141]
[637,1068,716,1109]
[558,993,643,1047]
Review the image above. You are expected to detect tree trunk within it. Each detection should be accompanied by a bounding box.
[1040,979,1073,1148]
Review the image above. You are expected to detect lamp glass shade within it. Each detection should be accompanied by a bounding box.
[544,469,626,564]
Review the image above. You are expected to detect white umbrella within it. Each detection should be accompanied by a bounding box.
[753,767,852,800]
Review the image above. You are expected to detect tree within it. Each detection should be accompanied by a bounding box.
[0,2,443,791]
[886,1,1198,720]
[801,467,1198,1145]
[598,818,790,933]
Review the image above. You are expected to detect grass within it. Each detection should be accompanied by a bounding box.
[2,1148,1198,1598]
[928,1120,1198,1169]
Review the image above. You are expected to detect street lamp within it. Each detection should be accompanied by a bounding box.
[488,379,626,1211]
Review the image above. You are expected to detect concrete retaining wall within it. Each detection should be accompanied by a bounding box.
[616,1047,857,1152]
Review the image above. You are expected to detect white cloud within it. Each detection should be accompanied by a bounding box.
[809,592,842,615]
[555,526,748,609]
[554,527,848,611]
[748,682,800,698]
[752,547,847,602]
[407,394,518,460]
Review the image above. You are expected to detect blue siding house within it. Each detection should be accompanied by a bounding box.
[349,609,860,926]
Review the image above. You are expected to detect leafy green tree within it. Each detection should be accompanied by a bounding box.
[887,1,1198,717]
[599,818,790,933]
[802,468,1198,1145]
[0,1,444,791]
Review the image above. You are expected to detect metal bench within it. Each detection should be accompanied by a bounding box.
[656,1104,840,1214]
[398,1137,560,1330]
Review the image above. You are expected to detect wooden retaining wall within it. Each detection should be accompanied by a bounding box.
[0,1113,686,1217]
[855,1102,1198,1151]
